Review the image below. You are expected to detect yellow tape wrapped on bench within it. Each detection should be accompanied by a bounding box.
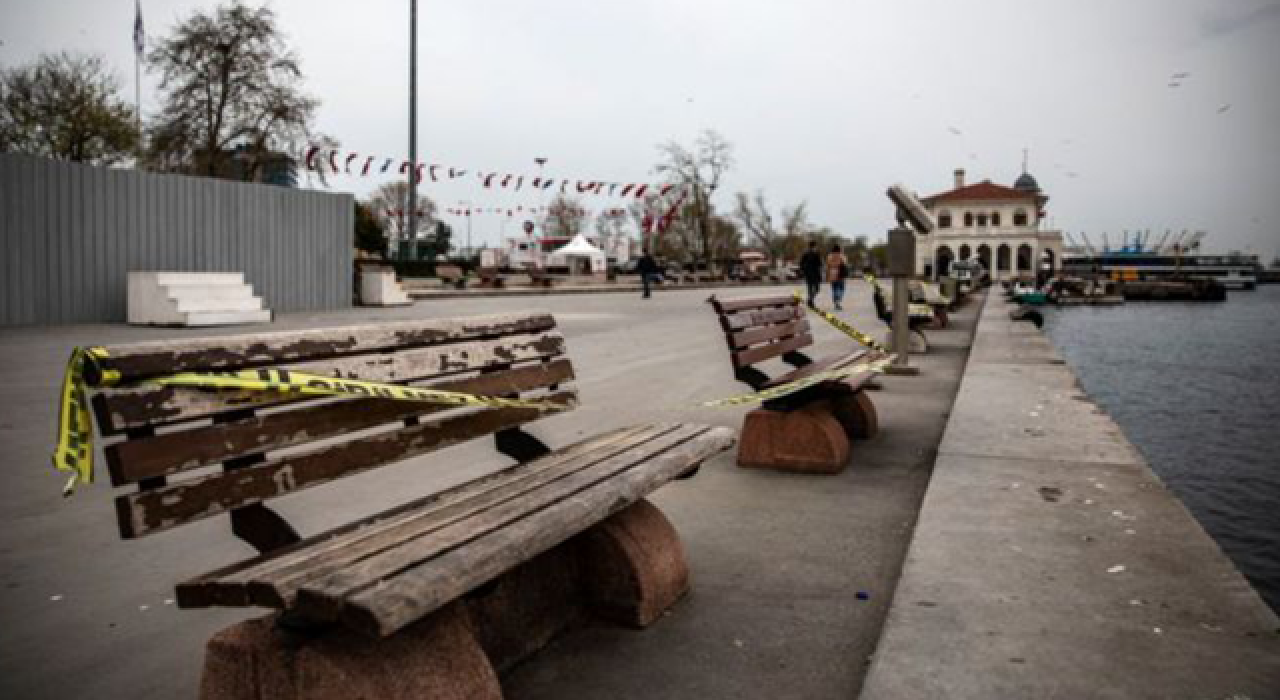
[702,357,892,407]
[52,347,570,496]
[791,291,888,352]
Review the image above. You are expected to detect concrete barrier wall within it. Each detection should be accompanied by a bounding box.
[0,153,353,326]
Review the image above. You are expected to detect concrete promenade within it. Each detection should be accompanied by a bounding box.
[860,292,1280,699]
[0,282,978,699]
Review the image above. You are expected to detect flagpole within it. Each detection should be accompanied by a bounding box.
[134,0,143,167]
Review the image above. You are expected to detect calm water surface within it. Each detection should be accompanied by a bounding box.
[1043,285,1280,613]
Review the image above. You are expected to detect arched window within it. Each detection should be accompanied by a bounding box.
[938,210,952,229]
[964,212,973,227]
[991,212,1001,227]
[997,244,1011,271]
[959,244,972,261]
[1013,209,1028,227]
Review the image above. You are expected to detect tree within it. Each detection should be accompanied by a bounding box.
[146,1,321,180]
[353,201,386,256]
[541,194,586,239]
[0,52,137,165]
[654,129,733,268]
[367,181,438,255]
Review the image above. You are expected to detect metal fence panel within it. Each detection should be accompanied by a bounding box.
[0,153,353,326]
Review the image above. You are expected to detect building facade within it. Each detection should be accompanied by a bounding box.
[916,168,1064,282]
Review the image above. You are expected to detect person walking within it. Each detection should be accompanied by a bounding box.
[799,241,824,307]
[637,248,659,299]
[826,243,850,310]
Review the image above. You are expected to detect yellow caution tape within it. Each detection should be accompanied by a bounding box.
[702,357,893,407]
[52,347,571,496]
[52,347,114,496]
[792,291,888,352]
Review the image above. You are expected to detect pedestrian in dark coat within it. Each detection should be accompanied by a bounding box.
[637,248,660,299]
[799,241,824,307]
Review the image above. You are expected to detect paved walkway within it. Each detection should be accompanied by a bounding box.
[860,292,1280,699]
[0,281,978,699]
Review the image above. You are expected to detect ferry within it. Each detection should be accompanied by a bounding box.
[1061,231,1258,290]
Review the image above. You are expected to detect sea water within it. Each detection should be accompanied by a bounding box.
[1043,286,1280,613]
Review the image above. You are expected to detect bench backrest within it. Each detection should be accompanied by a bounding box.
[707,295,811,386]
[91,313,576,542]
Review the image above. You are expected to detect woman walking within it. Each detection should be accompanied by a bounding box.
[826,244,850,310]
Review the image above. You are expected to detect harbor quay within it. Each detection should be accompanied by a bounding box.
[0,283,1276,699]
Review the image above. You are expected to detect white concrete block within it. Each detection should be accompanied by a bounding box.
[359,268,412,306]
[128,271,272,326]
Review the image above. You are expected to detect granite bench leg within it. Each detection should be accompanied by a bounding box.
[199,603,500,700]
[736,400,851,473]
[830,390,879,440]
[575,498,690,628]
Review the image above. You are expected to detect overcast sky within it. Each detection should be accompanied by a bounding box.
[2,0,1278,257]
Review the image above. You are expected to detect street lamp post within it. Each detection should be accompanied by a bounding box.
[406,0,418,261]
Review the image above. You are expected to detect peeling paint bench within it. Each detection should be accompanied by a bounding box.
[707,294,882,474]
[88,313,734,700]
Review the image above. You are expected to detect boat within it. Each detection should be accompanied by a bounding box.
[1061,232,1258,290]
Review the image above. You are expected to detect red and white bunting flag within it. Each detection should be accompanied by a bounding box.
[501,174,513,188]
[483,173,497,188]
[429,164,441,182]
[634,185,648,198]
[360,156,374,176]
[659,184,675,196]
[304,146,319,170]
[329,150,340,172]
[620,184,635,197]
[344,152,358,173]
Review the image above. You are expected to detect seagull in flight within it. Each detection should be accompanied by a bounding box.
[1217,104,1232,114]
[1172,71,1190,79]
[948,126,962,136]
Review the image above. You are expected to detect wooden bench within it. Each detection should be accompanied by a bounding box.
[707,294,885,474]
[870,281,932,354]
[88,313,734,699]
[436,264,467,289]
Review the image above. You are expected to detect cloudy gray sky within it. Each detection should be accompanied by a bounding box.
[2,0,1278,258]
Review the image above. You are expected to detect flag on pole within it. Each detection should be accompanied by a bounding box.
[133,1,145,57]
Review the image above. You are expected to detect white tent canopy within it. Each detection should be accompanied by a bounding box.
[548,234,607,274]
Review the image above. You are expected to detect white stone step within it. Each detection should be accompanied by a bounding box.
[183,309,273,327]
[166,284,257,301]
[174,296,264,313]
[152,272,245,287]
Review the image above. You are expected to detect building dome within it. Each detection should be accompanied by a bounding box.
[1013,172,1040,193]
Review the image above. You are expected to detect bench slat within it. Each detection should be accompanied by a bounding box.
[718,306,804,332]
[113,391,576,539]
[712,295,798,313]
[759,349,872,388]
[308,425,736,637]
[243,424,679,608]
[106,359,576,485]
[731,333,814,368]
[94,332,566,434]
[728,319,810,350]
[92,313,556,383]
[175,423,661,608]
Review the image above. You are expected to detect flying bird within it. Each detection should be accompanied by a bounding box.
[1172,71,1190,79]
[1217,104,1231,114]
[948,126,962,135]
[1168,82,1182,88]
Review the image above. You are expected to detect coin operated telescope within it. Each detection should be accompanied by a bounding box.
[884,184,935,374]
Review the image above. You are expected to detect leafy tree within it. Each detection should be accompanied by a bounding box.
[146,1,321,180]
[353,201,386,256]
[654,129,733,269]
[0,52,137,164]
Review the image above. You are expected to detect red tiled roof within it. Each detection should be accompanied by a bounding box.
[923,181,1035,205]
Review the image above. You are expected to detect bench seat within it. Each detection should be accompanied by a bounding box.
[760,347,876,389]
[177,422,732,637]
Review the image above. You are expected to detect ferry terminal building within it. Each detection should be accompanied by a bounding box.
[916,168,1064,282]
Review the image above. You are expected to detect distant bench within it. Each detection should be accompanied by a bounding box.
[707,294,886,473]
[87,313,734,699]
